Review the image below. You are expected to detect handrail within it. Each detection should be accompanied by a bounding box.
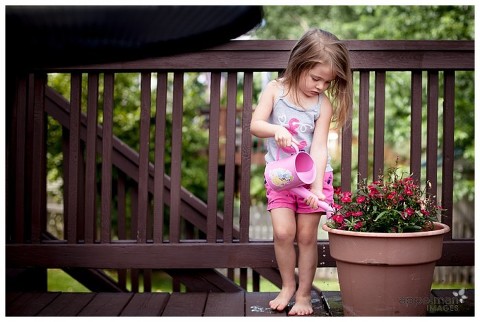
[33,40,473,72]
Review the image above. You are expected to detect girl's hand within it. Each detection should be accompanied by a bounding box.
[274,126,294,148]
[305,188,326,210]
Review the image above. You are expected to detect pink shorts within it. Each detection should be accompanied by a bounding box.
[265,172,334,214]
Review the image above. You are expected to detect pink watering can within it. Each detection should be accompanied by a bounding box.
[264,144,333,214]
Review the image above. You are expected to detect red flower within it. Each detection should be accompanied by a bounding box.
[341,192,352,203]
[404,188,413,196]
[356,195,366,203]
[352,211,363,217]
[333,214,344,224]
[401,208,415,219]
[368,185,379,197]
[354,222,364,230]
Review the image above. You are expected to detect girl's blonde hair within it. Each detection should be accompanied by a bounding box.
[282,28,353,129]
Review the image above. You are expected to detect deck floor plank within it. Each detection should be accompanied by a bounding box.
[429,289,475,316]
[77,293,133,316]
[203,291,245,316]
[120,292,170,316]
[245,292,287,316]
[6,292,24,306]
[310,291,329,316]
[321,291,344,316]
[5,290,474,317]
[161,292,208,316]
[37,292,96,316]
[6,292,60,316]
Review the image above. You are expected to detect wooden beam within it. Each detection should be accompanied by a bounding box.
[6,240,472,269]
[39,40,473,72]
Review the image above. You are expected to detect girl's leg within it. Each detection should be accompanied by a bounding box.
[269,207,297,311]
[288,213,322,316]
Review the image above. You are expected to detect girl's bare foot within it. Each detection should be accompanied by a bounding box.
[269,287,296,311]
[288,294,313,316]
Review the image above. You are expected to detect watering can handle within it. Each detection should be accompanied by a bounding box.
[290,187,334,214]
[291,142,299,154]
[274,142,300,161]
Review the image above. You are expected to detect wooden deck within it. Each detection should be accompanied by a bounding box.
[6,290,474,316]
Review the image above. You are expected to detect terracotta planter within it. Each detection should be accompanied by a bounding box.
[323,222,450,316]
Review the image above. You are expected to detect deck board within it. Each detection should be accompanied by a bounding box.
[203,292,245,316]
[6,292,60,316]
[321,291,344,316]
[429,289,475,316]
[120,293,170,316]
[5,290,474,316]
[311,291,329,316]
[37,292,95,316]
[161,292,208,316]
[78,293,133,316]
[245,292,286,316]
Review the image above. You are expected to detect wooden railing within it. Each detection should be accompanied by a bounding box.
[6,40,474,292]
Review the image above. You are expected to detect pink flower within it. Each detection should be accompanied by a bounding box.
[356,195,366,203]
[404,187,413,196]
[402,208,415,219]
[368,186,379,197]
[354,222,363,230]
[332,215,344,224]
[341,192,352,203]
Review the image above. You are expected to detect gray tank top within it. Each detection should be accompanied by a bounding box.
[264,86,333,172]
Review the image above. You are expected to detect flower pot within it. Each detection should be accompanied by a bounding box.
[322,222,450,316]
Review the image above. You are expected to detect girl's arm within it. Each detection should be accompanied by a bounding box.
[251,80,295,147]
[307,96,333,205]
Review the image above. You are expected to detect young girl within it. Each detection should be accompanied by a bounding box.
[250,28,353,316]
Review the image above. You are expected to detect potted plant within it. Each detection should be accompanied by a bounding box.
[322,167,450,316]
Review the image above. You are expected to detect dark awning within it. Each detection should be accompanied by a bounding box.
[6,5,263,70]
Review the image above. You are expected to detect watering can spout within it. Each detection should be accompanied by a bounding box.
[290,187,334,214]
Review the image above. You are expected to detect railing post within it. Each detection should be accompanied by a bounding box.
[441,71,455,239]
[31,73,47,243]
[137,72,152,243]
[240,72,253,243]
[410,70,423,182]
[101,73,114,243]
[426,71,439,197]
[170,72,184,243]
[357,70,370,185]
[373,71,385,177]
[84,73,99,243]
[153,72,168,244]
[207,72,221,243]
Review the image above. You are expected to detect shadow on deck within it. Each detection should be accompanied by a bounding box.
[6,289,474,317]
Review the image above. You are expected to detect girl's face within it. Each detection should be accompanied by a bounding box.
[300,63,335,97]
